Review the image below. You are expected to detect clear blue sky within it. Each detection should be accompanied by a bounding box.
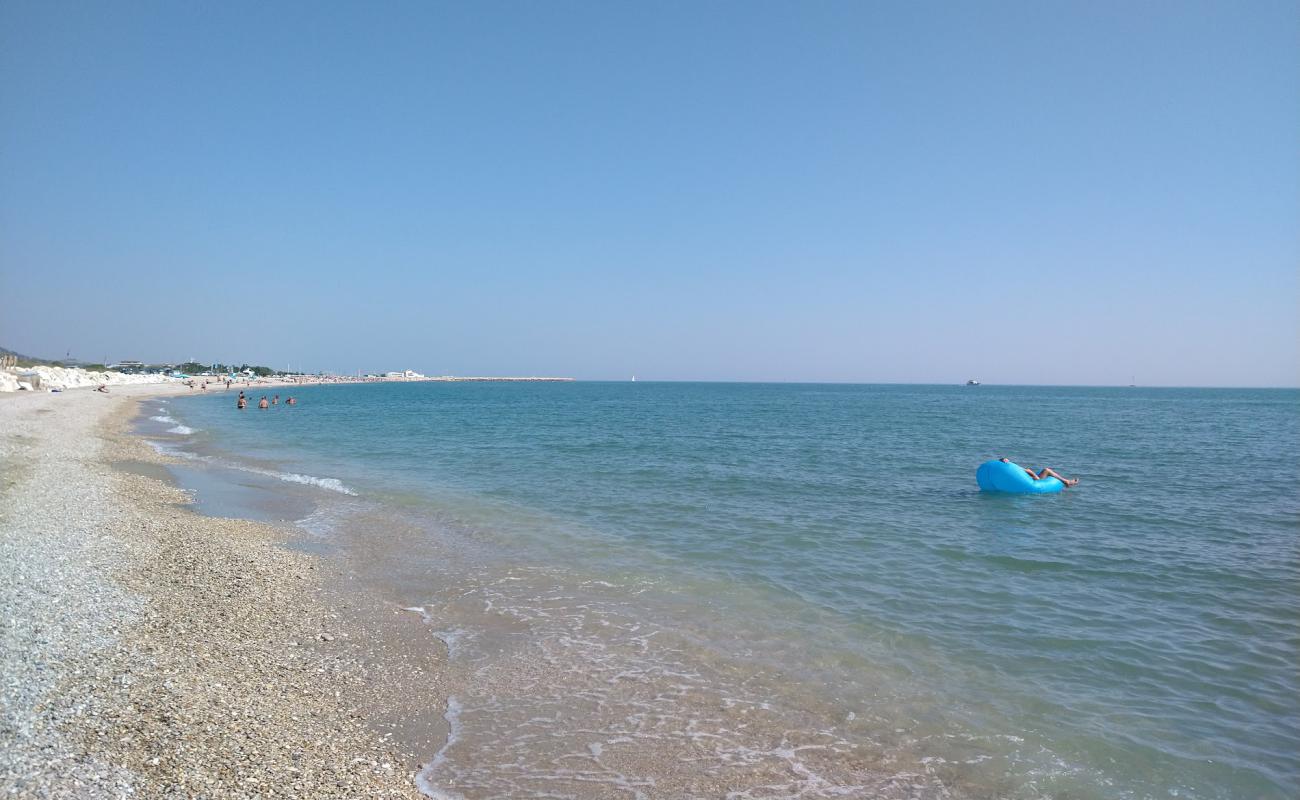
[1,1,1295,385]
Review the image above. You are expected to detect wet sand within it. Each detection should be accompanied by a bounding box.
[0,385,448,797]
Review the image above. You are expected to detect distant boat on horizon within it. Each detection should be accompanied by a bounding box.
[631,375,637,382]
[966,379,981,386]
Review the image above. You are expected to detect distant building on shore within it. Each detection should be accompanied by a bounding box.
[384,369,426,379]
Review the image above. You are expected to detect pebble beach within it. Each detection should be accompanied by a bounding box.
[0,385,442,798]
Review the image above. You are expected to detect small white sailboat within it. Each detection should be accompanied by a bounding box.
[966,379,981,386]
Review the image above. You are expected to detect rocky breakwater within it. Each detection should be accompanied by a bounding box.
[0,365,179,392]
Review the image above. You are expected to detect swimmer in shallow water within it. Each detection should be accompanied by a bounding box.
[258,396,269,409]
[1000,457,1078,487]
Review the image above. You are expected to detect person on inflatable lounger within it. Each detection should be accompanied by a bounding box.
[999,458,1079,487]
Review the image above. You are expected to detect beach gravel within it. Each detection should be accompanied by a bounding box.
[0,388,425,798]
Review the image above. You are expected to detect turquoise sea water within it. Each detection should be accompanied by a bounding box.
[152,383,1298,799]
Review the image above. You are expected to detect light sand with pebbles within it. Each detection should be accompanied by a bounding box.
[0,385,447,798]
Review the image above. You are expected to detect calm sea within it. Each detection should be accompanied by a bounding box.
[144,382,1299,799]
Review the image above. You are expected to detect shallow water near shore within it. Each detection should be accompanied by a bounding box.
[141,383,1299,799]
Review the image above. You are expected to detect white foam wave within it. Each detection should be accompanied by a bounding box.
[273,470,357,495]
[431,628,472,659]
[402,606,430,619]
[168,425,196,435]
[221,460,356,495]
[414,696,464,800]
[401,607,473,661]
[144,439,170,456]
[138,437,358,497]
[145,439,201,459]
[150,414,177,424]
[294,505,352,536]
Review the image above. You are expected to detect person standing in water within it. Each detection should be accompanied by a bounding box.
[258,396,269,409]
[272,394,279,405]
[999,457,1079,486]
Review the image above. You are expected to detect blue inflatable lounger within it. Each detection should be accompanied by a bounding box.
[976,459,1065,494]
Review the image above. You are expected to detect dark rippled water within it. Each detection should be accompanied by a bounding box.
[159,383,1299,799]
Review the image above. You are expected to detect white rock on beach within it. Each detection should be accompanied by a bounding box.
[0,366,180,392]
